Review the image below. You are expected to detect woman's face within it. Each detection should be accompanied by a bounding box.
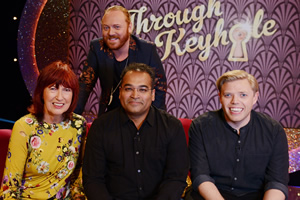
[43,84,73,123]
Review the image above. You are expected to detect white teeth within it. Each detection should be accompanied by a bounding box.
[53,103,63,106]
[230,108,242,112]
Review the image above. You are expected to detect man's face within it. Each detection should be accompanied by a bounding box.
[102,10,132,50]
[119,71,155,120]
[219,79,258,130]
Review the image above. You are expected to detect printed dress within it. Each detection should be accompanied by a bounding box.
[0,113,86,199]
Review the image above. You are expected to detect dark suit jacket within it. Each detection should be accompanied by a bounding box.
[75,35,167,116]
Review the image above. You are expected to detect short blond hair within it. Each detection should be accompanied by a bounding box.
[216,70,259,93]
[102,5,131,25]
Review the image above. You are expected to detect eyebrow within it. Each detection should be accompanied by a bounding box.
[222,91,250,94]
[123,84,149,88]
[102,23,121,26]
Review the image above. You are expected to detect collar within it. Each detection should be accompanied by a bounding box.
[219,109,253,133]
[120,106,155,128]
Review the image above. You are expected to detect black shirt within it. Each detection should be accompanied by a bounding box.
[83,106,189,200]
[106,57,128,112]
[189,109,289,198]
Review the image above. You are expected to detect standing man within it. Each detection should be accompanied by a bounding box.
[189,70,289,200]
[83,63,189,200]
[75,5,166,117]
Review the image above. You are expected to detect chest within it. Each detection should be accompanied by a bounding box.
[103,124,170,166]
[25,126,80,174]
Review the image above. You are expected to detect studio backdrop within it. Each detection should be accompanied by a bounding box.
[18,0,300,128]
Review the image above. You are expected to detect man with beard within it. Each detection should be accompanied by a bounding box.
[75,5,167,117]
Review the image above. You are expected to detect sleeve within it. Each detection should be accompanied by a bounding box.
[155,120,189,200]
[82,120,113,200]
[74,41,99,115]
[189,119,215,191]
[70,169,86,200]
[264,125,289,198]
[149,44,167,110]
[70,118,87,200]
[0,121,29,199]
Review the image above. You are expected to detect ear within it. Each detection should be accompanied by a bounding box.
[128,22,133,34]
[218,92,221,101]
[151,89,155,102]
[119,86,122,100]
[253,91,259,105]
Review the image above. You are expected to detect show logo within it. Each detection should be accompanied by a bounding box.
[130,0,276,62]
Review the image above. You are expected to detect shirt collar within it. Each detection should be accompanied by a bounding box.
[120,106,155,128]
[219,109,253,133]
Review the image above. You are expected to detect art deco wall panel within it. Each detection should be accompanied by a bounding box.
[68,0,300,127]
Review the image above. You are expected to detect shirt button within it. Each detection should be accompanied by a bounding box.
[236,158,240,162]
[136,151,140,155]
[231,187,234,191]
[137,132,140,136]
[137,169,141,173]
[138,187,142,191]
[234,177,237,181]
[238,140,241,144]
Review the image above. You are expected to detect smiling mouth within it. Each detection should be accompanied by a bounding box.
[108,37,119,41]
[230,108,243,113]
[53,103,64,108]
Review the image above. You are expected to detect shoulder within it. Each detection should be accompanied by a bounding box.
[251,111,284,134]
[15,113,38,127]
[253,111,279,125]
[89,37,105,50]
[189,110,223,137]
[71,113,86,128]
[131,35,155,49]
[153,107,182,127]
[11,114,37,139]
[192,110,221,127]
[90,37,103,45]
[72,113,86,122]
[91,108,120,128]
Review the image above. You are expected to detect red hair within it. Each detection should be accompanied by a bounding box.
[32,61,79,122]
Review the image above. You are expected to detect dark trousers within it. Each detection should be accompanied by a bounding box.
[186,189,263,200]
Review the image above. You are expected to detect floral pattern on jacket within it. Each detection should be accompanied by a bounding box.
[0,113,86,200]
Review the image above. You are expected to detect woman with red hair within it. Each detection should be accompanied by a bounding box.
[0,61,86,199]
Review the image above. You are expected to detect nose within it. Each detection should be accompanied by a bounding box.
[108,27,115,36]
[56,89,63,101]
[130,89,139,99]
[231,95,238,104]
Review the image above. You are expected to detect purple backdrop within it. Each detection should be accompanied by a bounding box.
[71,0,299,127]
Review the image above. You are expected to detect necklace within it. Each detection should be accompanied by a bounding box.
[108,57,129,106]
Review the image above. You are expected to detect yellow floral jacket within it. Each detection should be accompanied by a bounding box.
[0,113,86,199]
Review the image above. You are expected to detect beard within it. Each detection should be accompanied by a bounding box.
[104,30,131,50]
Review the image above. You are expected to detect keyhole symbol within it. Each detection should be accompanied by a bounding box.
[228,24,251,62]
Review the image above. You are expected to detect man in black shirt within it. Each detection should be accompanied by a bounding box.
[189,70,289,200]
[83,63,189,200]
[74,5,166,117]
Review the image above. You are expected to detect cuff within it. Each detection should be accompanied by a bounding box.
[192,174,215,191]
[264,181,288,199]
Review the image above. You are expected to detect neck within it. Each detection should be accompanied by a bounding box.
[43,114,63,124]
[226,119,250,134]
[127,112,149,130]
[131,117,145,130]
[113,39,130,61]
[224,116,251,135]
